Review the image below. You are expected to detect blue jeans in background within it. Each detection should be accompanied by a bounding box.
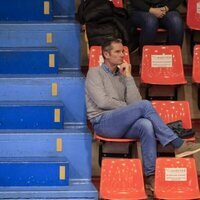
[92,100,178,176]
[131,10,184,50]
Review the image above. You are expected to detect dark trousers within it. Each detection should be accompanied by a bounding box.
[131,10,184,50]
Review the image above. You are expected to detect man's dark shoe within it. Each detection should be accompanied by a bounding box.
[145,175,154,191]
[175,141,200,158]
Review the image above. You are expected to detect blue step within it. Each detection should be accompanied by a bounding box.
[0,157,69,186]
[0,72,86,125]
[0,127,92,180]
[0,101,64,129]
[0,20,80,70]
[54,0,75,18]
[0,48,59,74]
[0,0,53,21]
[0,181,98,199]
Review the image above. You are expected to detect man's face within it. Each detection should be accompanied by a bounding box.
[104,42,124,66]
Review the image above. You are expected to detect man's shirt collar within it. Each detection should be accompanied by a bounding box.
[101,63,120,76]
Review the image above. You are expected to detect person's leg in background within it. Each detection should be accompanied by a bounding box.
[160,10,184,46]
[130,11,159,51]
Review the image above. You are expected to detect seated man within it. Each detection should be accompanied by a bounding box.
[85,38,200,191]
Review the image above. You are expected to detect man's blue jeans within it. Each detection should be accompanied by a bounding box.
[130,10,184,49]
[92,100,178,176]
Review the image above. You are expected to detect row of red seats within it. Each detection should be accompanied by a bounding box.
[89,45,200,103]
[100,157,200,199]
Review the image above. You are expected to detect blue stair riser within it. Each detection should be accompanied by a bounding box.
[0,0,53,21]
[0,103,64,129]
[0,129,92,180]
[0,181,98,199]
[54,0,75,18]
[0,48,58,74]
[0,73,86,125]
[0,21,80,70]
[0,158,69,186]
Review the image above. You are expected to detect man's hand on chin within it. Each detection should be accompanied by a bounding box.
[118,61,132,77]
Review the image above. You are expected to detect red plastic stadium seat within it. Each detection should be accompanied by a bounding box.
[111,0,123,8]
[186,0,200,54]
[152,101,195,142]
[155,158,200,199]
[187,0,200,30]
[192,45,200,109]
[141,45,187,100]
[100,158,147,199]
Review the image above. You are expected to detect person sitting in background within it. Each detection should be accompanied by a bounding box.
[78,0,139,53]
[85,38,200,191]
[129,0,184,50]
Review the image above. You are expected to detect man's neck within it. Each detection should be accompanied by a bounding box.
[104,61,117,73]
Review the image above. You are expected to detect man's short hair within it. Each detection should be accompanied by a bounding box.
[101,38,122,55]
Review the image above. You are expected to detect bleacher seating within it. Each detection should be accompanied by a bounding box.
[192,45,200,109]
[111,0,124,8]
[152,100,195,156]
[141,45,187,100]
[100,158,147,199]
[155,158,200,199]
[186,0,200,53]
[152,101,195,140]
[0,0,97,199]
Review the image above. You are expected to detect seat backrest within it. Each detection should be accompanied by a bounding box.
[155,157,200,199]
[111,0,123,8]
[100,158,147,199]
[89,46,130,68]
[152,101,192,129]
[141,45,186,85]
[187,0,200,30]
[192,44,200,83]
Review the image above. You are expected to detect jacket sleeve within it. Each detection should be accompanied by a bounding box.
[131,0,151,12]
[165,0,183,11]
[124,76,142,104]
[86,69,127,110]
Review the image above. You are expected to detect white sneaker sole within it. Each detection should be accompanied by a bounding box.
[175,147,200,158]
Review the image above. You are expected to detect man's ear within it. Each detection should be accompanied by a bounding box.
[103,51,110,59]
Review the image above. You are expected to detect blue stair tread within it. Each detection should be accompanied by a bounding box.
[0,19,80,70]
[0,47,57,51]
[0,127,92,180]
[0,181,98,199]
[0,71,86,125]
[0,156,69,186]
[0,70,83,78]
[0,47,59,74]
[0,156,67,163]
[0,101,64,129]
[0,0,53,21]
[0,19,79,29]
[0,100,63,106]
[0,126,89,134]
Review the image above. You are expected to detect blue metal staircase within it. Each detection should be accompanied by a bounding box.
[0,0,98,199]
